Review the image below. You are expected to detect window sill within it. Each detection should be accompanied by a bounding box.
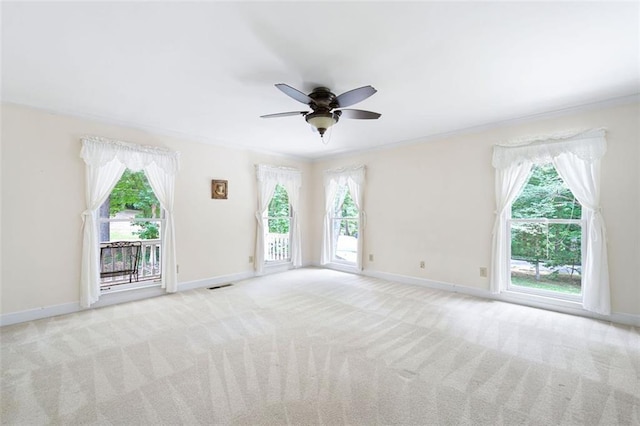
[263,261,293,274]
[500,289,583,311]
[93,281,164,309]
[100,279,161,294]
[325,262,359,274]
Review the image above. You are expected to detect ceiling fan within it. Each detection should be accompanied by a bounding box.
[261,83,381,140]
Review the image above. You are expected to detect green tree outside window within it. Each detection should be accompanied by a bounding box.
[268,184,290,234]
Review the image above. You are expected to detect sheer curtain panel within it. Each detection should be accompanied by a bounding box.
[491,129,610,314]
[80,158,126,308]
[552,152,610,314]
[490,161,533,294]
[80,136,180,307]
[255,165,302,274]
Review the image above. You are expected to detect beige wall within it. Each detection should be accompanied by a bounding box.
[1,101,638,318]
[310,102,640,315]
[0,104,312,314]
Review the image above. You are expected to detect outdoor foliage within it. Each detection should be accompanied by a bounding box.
[110,170,159,218]
[268,185,290,234]
[334,187,359,236]
[511,163,582,280]
[133,221,160,240]
[108,169,160,239]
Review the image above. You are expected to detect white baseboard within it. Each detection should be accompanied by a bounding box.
[3,267,638,328]
[0,270,257,327]
[361,269,640,327]
[0,301,82,327]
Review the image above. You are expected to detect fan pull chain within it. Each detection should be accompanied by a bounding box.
[322,125,333,145]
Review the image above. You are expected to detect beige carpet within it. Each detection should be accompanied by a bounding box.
[1,268,639,425]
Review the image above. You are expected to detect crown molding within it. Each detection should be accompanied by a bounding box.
[310,93,640,163]
[4,93,638,164]
[0,99,313,163]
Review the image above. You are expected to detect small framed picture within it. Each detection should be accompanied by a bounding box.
[211,179,228,199]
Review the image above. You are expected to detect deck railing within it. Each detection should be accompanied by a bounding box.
[100,239,161,287]
[265,233,290,262]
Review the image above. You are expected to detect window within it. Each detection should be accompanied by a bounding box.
[99,169,163,289]
[80,136,179,308]
[331,186,360,264]
[491,129,609,315]
[509,163,582,299]
[254,165,302,273]
[321,165,365,269]
[264,184,291,263]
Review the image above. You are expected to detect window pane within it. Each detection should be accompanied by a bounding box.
[334,218,358,263]
[101,170,161,218]
[510,223,582,295]
[99,169,163,243]
[333,187,358,218]
[268,185,290,217]
[100,219,162,243]
[512,163,581,220]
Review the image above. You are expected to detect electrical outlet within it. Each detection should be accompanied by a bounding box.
[479,267,488,277]
[249,256,254,263]
[419,260,425,269]
[369,254,374,262]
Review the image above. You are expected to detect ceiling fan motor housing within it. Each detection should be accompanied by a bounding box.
[308,87,338,110]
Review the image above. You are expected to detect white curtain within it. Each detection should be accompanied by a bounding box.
[282,178,302,268]
[254,165,302,274]
[80,158,127,308]
[321,179,341,265]
[321,165,366,269]
[491,128,610,314]
[489,161,533,294]
[553,153,610,314]
[80,136,180,308]
[144,162,178,292]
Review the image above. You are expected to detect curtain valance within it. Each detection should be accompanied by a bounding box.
[492,129,606,170]
[81,136,180,175]
[323,165,365,186]
[256,164,302,186]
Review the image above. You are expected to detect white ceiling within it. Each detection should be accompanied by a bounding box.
[2,2,639,159]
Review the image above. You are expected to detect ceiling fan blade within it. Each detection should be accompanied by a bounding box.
[260,111,308,118]
[335,85,377,108]
[275,83,313,105]
[337,109,381,119]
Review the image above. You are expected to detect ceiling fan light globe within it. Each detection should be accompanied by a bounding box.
[305,112,339,135]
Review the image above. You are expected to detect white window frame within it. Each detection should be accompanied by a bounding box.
[330,186,360,265]
[98,173,166,291]
[321,165,365,270]
[263,186,292,264]
[254,165,302,275]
